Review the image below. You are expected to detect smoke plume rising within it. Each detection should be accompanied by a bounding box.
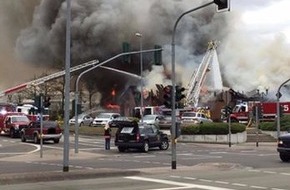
[2,0,289,103]
[13,0,230,104]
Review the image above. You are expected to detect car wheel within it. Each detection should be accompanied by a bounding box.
[21,133,26,142]
[142,141,149,152]
[9,128,15,138]
[54,139,60,143]
[118,146,126,152]
[159,140,169,150]
[79,122,83,127]
[280,153,290,162]
[34,134,40,144]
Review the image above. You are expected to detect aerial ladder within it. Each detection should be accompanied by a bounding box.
[185,41,222,107]
[0,60,99,98]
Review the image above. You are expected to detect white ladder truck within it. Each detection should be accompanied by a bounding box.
[185,41,223,108]
[0,60,99,98]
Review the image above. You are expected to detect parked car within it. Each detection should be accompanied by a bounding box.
[113,120,169,152]
[181,112,213,124]
[20,121,62,144]
[69,114,94,127]
[92,113,120,127]
[158,115,181,129]
[141,114,165,125]
[277,133,290,162]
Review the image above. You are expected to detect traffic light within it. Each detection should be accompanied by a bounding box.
[34,95,41,112]
[122,42,131,64]
[163,85,172,108]
[43,96,51,108]
[175,85,186,108]
[279,105,284,117]
[72,99,82,115]
[214,0,230,12]
[154,45,162,65]
[224,106,232,117]
[252,105,263,119]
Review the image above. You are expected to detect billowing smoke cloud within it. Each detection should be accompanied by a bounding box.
[0,0,42,90]
[14,0,230,104]
[9,0,289,105]
[218,4,290,101]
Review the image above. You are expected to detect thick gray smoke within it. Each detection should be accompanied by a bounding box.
[0,0,41,90]
[15,0,229,104]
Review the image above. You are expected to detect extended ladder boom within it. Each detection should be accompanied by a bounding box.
[0,60,99,97]
[186,42,217,107]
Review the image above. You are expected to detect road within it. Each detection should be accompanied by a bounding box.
[1,166,290,190]
[0,134,289,189]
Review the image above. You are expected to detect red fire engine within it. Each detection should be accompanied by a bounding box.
[228,101,290,124]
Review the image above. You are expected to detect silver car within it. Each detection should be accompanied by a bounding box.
[69,114,94,127]
[92,113,120,127]
[181,112,212,124]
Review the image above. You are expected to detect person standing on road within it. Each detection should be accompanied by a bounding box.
[104,122,111,150]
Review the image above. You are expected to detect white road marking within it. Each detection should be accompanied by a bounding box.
[125,176,234,190]
[250,185,267,189]
[134,155,156,158]
[232,183,247,187]
[0,143,40,155]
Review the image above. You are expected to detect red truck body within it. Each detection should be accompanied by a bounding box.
[229,101,290,123]
[0,112,30,137]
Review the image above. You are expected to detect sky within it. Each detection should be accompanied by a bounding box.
[219,0,290,100]
[235,0,290,43]
[0,0,290,101]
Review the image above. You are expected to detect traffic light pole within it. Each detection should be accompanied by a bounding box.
[40,94,44,158]
[171,1,215,170]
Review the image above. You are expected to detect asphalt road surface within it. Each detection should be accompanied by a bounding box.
[1,134,290,190]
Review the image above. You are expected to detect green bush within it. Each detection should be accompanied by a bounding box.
[259,115,290,131]
[181,122,246,135]
[181,125,200,135]
[259,122,275,131]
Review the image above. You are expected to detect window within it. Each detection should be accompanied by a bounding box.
[120,127,134,134]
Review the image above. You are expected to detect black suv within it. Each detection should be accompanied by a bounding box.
[277,133,290,162]
[112,120,169,152]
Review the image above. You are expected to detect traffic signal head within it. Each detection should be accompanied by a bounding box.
[122,42,131,64]
[214,0,230,12]
[163,85,172,108]
[175,86,186,102]
[224,106,232,117]
[43,96,51,108]
[34,95,41,111]
[279,105,284,117]
[154,45,162,65]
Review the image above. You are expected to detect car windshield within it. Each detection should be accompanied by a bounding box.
[182,112,197,117]
[97,114,112,119]
[71,114,85,119]
[11,116,29,122]
[143,115,157,120]
[34,121,58,128]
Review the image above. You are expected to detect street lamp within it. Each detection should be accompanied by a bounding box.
[171,0,227,170]
[276,78,290,138]
[135,32,144,124]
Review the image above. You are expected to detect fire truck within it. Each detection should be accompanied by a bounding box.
[228,101,290,124]
[0,103,31,137]
[16,104,49,121]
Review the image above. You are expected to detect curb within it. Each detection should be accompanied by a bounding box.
[0,169,140,185]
